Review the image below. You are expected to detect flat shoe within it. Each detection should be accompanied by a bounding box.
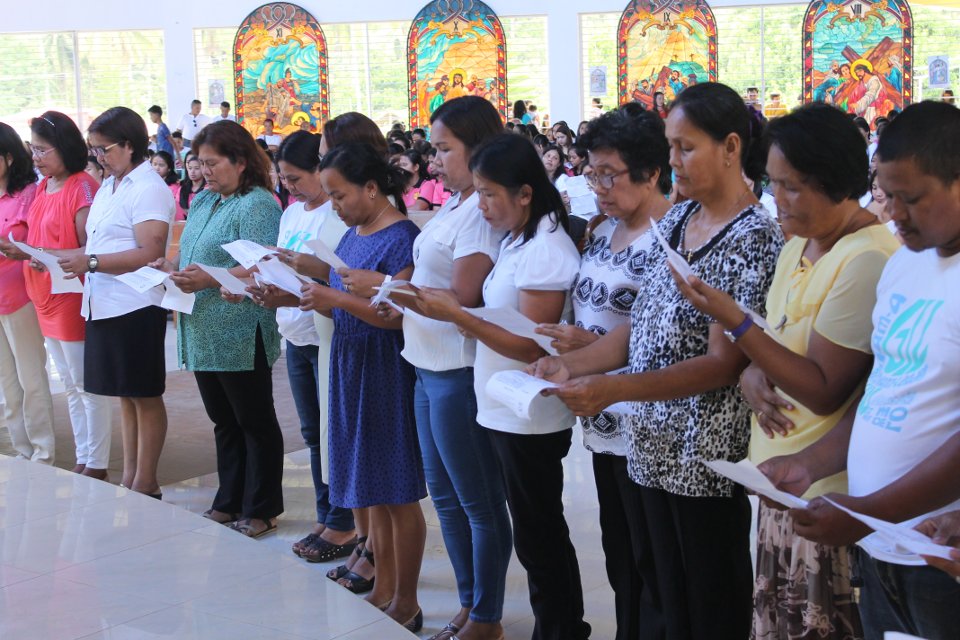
[304,536,359,563]
[229,518,277,539]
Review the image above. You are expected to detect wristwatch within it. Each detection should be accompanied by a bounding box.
[87,254,99,273]
[723,314,754,343]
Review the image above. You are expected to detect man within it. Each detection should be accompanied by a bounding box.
[745,86,760,108]
[217,101,235,122]
[850,60,886,124]
[761,101,960,639]
[763,92,788,118]
[147,105,174,156]
[943,89,956,106]
[257,119,283,152]
[175,99,211,150]
[668,70,686,99]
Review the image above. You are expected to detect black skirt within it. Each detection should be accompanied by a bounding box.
[84,305,167,397]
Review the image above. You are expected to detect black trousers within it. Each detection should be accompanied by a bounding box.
[630,484,753,640]
[194,329,284,520]
[488,428,591,640]
[594,453,663,640]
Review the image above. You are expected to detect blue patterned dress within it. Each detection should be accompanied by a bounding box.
[327,219,426,508]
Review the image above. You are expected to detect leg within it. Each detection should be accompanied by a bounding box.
[383,501,426,626]
[489,429,591,640]
[194,370,245,515]
[119,397,139,488]
[131,396,167,495]
[895,561,960,639]
[60,339,112,473]
[46,337,88,469]
[363,505,394,606]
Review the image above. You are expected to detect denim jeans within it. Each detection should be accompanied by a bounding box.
[857,550,960,640]
[414,367,513,623]
[286,341,354,531]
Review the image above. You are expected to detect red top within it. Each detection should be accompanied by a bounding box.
[24,172,98,341]
[0,182,37,315]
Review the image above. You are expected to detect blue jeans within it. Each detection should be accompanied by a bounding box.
[286,341,354,531]
[857,550,960,640]
[415,367,513,623]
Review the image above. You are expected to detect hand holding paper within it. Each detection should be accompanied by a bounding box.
[7,233,83,294]
[704,459,809,509]
[304,238,348,271]
[486,370,558,419]
[221,239,275,269]
[115,266,170,294]
[464,306,558,356]
[194,264,251,297]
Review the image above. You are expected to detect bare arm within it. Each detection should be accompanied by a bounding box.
[59,220,169,277]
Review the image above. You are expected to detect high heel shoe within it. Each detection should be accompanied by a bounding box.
[327,536,366,581]
[400,609,423,633]
[337,548,375,594]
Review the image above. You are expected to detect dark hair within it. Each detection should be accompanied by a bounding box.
[86,155,103,176]
[430,96,504,151]
[533,134,549,151]
[30,111,88,174]
[552,122,575,147]
[277,130,322,171]
[387,131,410,149]
[191,99,201,106]
[171,131,183,139]
[525,124,539,138]
[387,142,406,157]
[513,100,527,120]
[506,122,515,130]
[852,116,870,136]
[89,106,150,164]
[255,138,269,151]
[540,144,567,181]
[0,122,36,194]
[264,118,274,126]
[322,112,388,157]
[191,120,272,195]
[577,120,590,137]
[148,105,163,116]
[179,155,205,209]
[876,100,960,185]
[319,142,408,214]
[470,134,569,244]
[412,139,431,155]
[412,128,427,138]
[579,107,672,195]
[152,151,179,185]
[671,82,766,183]
[266,149,289,208]
[764,103,869,203]
[220,101,230,109]
[400,149,429,182]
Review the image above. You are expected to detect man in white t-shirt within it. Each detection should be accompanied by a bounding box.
[257,119,283,152]
[175,100,212,149]
[216,101,235,122]
[760,101,960,639]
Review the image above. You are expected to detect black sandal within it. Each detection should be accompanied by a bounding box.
[326,536,366,581]
[292,533,322,557]
[304,535,359,563]
[337,548,375,594]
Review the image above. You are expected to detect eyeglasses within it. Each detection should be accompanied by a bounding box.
[90,142,120,157]
[29,144,55,158]
[585,169,629,190]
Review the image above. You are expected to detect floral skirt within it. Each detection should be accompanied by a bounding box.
[752,504,863,640]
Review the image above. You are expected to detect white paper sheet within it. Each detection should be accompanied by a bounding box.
[221,239,275,269]
[563,175,592,198]
[195,264,251,297]
[704,459,810,509]
[8,234,84,294]
[822,498,957,562]
[256,258,309,297]
[464,306,558,355]
[649,219,695,281]
[304,238,348,271]
[370,279,412,306]
[115,266,169,294]
[160,282,195,314]
[485,370,558,419]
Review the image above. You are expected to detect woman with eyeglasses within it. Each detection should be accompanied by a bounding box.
[0,111,112,478]
[54,106,175,499]
[0,122,55,465]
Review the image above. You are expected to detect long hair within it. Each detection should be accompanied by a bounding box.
[0,122,37,194]
[153,151,179,185]
[191,120,272,195]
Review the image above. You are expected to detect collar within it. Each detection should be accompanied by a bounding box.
[104,160,154,191]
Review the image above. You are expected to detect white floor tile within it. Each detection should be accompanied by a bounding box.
[77,608,312,640]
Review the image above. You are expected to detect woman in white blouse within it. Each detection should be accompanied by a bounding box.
[415,133,589,640]
[57,107,174,497]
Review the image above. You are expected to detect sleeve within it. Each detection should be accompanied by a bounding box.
[813,250,890,353]
[453,209,501,261]
[515,229,580,291]
[416,180,435,204]
[130,181,176,225]
[720,218,783,320]
[66,174,97,213]
[378,222,419,276]
[238,190,282,248]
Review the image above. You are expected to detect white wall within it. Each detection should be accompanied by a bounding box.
[5,0,803,126]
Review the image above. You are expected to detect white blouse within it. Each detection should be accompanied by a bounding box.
[402,192,502,371]
[81,161,175,320]
[474,214,581,435]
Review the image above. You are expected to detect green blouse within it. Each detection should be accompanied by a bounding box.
[177,187,281,371]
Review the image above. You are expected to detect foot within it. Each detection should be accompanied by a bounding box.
[202,509,240,524]
[426,608,470,640]
[326,537,365,580]
[292,524,325,556]
[386,606,422,633]
[81,467,109,481]
[319,527,356,546]
[71,464,86,474]
[229,517,277,539]
[452,620,505,640]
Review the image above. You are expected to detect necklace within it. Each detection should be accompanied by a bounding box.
[357,201,390,235]
[681,190,752,261]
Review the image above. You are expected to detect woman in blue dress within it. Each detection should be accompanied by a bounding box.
[299,142,426,632]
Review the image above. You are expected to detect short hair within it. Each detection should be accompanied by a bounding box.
[430,96,504,152]
[319,142,408,214]
[220,101,230,109]
[191,99,202,106]
[88,106,151,164]
[323,112,388,157]
[171,131,183,139]
[578,107,672,194]
[30,111,88,174]
[528,104,538,112]
[277,130,322,172]
[852,117,870,136]
[671,82,766,183]
[264,118,274,125]
[412,128,426,138]
[0,122,36,194]
[148,105,163,116]
[469,134,568,244]
[191,120,272,195]
[764,103,869,203]
[747,86,759,93]
[876,100,960,185]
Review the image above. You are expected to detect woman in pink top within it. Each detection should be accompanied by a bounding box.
[0,123,55,464]
[0,112,112,479]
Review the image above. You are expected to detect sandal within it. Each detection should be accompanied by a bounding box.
[427,623,461,640]
[327,536,366,580]
[202,509,240,524]
[304,535,359,563]
[292,533,322,557]
[337,548,375,594]
[229,518,277,539]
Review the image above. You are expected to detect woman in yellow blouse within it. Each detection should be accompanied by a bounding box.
[673,103,900,640]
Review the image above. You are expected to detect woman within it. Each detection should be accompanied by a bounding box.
[252,130,358,562]
[567,145,587,176]
[151,150,179,187]
[536,107,673,640]
[155,120,284,537]
[394,149,434,212]
[299,142,426,631]
[541,145,568,184]
[653,91,669,119]
[552,122,575,157]
[533,134,550,157]
[673,104,898,639]
[1,112,112,478]
[530,82,783,639]
[415,133,589,640]
[388,96,513,640]
[176,153,205,220]
[423,147,451,210]
[57,106,174,498]
[512,99,528,124]
[0,122,55,464]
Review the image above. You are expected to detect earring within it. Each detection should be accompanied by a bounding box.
[369,193,375,199]
[725,160,731,168]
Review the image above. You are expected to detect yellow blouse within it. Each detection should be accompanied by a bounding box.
[748,225,900,497]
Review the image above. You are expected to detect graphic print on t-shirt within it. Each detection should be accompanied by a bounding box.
[859,293,944,433]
